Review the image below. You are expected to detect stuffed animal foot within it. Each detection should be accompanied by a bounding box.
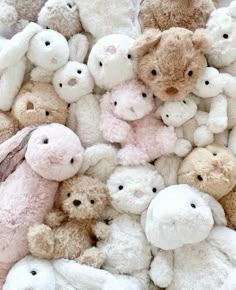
[92,222,110,240]
[77,247,106,268]
[28,224,54,260]
[174,139,192,157]
[208,117,227,134]
[118,145,149,166]
[193,125,214,147]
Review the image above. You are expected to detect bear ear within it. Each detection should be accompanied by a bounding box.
[131,28,162,57]
[192,29,212,54]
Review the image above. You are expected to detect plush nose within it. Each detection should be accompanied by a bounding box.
[73,200,81,207]
[26,101,34,110]
[134,190,144,198]
[68,78,77,86]
[166,87,178,95]
[130,106,135,112]
[48,155,63,165]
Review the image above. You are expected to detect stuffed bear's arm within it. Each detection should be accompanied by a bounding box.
[208,226,236,264]
[45,209,67,228]
[150,249,174,288]
[92,221,110,240]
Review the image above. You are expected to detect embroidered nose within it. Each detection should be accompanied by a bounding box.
[73,200,81,207]
[68,78,77,86]
[134,191,144,198]
[166,87,178,95]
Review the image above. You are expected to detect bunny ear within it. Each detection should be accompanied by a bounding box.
[0,126,36,182]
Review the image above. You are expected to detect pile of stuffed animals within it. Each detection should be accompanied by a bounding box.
[1,0,236,289]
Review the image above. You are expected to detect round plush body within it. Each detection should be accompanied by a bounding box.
[100,79,177,166]
[132,27,210,101]
[77,0,141,40]
[178,144,236,201]
[11,81,68,128]
[140,0,215,32]
[0,112,18,144]
[0,123,84,287]
[87,34,137,90]
[38,0,82,38]
[145,184,236,290]
[97,165,165,289]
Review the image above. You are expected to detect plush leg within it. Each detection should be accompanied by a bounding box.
[77,247,105,268]
[174,138,192,157]
[228,127,236,155]
[118,145,149,166]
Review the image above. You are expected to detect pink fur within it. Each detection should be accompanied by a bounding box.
[100,80,177,165]
[0,123,84,287]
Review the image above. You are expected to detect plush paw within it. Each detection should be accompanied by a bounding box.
[174,139,192,157]
[93,222,110,240]
[150,268,172,288]
[45,210,67,228]
[208,117,227,134]
[77,247,105,268]
[109,125,132,144]
[193,126,214,147]
[118,147,148,166]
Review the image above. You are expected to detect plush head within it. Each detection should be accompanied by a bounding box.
[192,67,224,98]
[178,144,236,200]
[58,175,110,220]
[87,34,137,90]
[145,184,226,250]
[38,0,82,38]
[107,165,165,214]
[132,28,210,101]
[3,256,55,290]
[25,123,84,182]
[27,29,69,71]
[53,61,94,103]
[11,81,68,128]
[109,79,155,121]
[0,112,18,144]
[157,95,197,127]
[206,2,236,68]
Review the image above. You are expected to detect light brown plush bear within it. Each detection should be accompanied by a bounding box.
[178,144,236,229]
[28,175,110,268]
[11,81,68,128]
[139,0,216,32]
[0,112,18,144]
[132,27,210,102]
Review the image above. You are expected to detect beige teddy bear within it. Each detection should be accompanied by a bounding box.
[0,112,18,144]
[28,175,111,268]
[11,81,68,128]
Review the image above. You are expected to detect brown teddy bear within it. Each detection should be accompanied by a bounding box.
[28,175,111,268]
[178,144,236,229]
[0,112,18,144]
[132,27,210,102]
[11,81,68,128]
[139,0,216,32]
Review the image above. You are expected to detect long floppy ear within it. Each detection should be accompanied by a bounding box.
[0,125,36,182]
[192,29,212,54]
[131,28,162,57]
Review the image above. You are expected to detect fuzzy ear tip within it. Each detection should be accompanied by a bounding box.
[193,29,212,53]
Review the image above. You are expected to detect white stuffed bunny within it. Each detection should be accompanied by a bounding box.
[97,165,165,289]
[87,34,137,91]
[0,22,42,111]
[144,184,236,290]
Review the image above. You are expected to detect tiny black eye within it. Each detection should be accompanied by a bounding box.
[114,101,117,106]
[205,81,209,85]
[77,70,82,74]
[166,114,169,118]
[43,138,48,144]
[31,271,37,276]
[68,104,71,108]
[45,111,50,116]
[70,158,74,164]
[142,93,147,98]
[67,193,71,197]
[118,185,123,190]
[128,54,132,59]
[99,61,103,67]
[183,100,186,104]
[151,69,157,76]
[153,95,156,99]
[46,26,49,29]
[197,175,203,181]
[59,83,63,88]
[213,153,217,156]
[223,34,229,39]
[191,203,196,209]
[188,71,193,77]
[67,3,72,8]
[45,41,50,46]
[152,187,157,193]
[90,200,95,204]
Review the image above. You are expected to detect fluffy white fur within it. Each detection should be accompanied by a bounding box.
[144,184,236,290]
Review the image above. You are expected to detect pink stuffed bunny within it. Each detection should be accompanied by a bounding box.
[0,123,84,287]
[100,80,177,165]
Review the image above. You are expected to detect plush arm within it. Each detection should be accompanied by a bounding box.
[208,226,236,264]
[150,249,174,288]
[92,222,110,240]
[45,209,67,228]
[221,73,236,99]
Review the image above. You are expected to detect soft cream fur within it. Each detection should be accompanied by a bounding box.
[0,112,18,144]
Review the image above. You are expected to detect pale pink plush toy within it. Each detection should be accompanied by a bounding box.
[0,123,84,287]
[100,80,177,165]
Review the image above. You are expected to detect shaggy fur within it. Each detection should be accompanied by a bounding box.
[28,176,110,268]
[140,0,215,32]
[132,27,210,101]
[11,81,68,128]
[178,144,236,201]
[0,112,18,144]
[100,80,177,166]
[220,189,236,230]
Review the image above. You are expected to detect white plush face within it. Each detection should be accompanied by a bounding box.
[107,165,165,214]
[158,95,197,127]
[110,80,155,121]
[27,29,69,71]
[53,61,95,103]
[3,256,55,290]
[26,123,84,181]
[206,6,236,68]
[145,185,214,250]
[87,34,137,90]
[192,67,224,98]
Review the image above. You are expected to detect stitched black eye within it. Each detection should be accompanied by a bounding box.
[191,203,196,209]
[59,83,63,88]
[166,114,169,118]
[67,193,71,197]
[45,111,50,116]
[142,93,147,98]
[223,34,229,39]
[90,200,95,204]
[213,153,217,156]
[43,138,48,144]
[153,95,156,99]
[197,175,203,181]
[77,70,82,74]
[128,54,132,59]
[70,158,74,164]
[67,3,72,8]
[205,81,209,85]
[46,26,49,29]
[152,187,157,193]
[45,41,50,46]
[151,69,157,76]
[188,71,193,77]
[183,100,186,104]
[31,270,37,276]
[114,101,117,106]
[99,61,103,67]
[118,185,123,190]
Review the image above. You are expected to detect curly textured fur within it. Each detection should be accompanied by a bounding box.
[0,112,18,144]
